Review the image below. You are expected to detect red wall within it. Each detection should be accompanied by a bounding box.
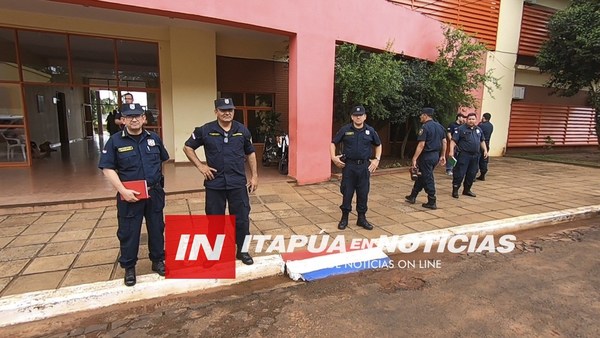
[70,0,445,184]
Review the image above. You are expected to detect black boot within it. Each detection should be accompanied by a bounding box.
[452,186,459,199]
[422,196,437,209]
[356,213,373,230]
[124,267,136,287]
[476,173,486,181]
[462,189,477,197]
[405,194,416,204]
[338,212,349,230]
[463,184,476,197]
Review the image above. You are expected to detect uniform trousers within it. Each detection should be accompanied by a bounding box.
[340,161,370,213]
[116,186,165,269]
[205,187,251,249]
[411,151,439,198]
[452,152,480,190]
[478,143,490,174]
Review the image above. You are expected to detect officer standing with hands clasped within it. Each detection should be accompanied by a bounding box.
[98,103,170,286]
[405,107,447,209]
[183,98,258,265]
[477,112,494,181]
[449,112,488,198]
[331,105,382,230]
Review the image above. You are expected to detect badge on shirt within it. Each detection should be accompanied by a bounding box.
[365,130,370,135]
[118,146,134,152]
[147,139,156,147]
[476,129,480,134]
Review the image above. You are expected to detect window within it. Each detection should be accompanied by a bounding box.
[220,92,276,142]
[0,28,18,82]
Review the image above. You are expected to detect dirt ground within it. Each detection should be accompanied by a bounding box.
[507,149,600,168]
[4,218,600,337]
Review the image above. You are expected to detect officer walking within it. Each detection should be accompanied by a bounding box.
[330,105,382,230]
[477,112,494,181]
[449,112,488,198]
[183,98,258,265]
[98,103,169,286]
[405,108,447,209]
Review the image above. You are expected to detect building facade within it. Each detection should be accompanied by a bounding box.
[0,0,594,185]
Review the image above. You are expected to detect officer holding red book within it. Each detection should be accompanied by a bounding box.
[99,103,170,286]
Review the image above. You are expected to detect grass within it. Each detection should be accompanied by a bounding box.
[508,150,600,168]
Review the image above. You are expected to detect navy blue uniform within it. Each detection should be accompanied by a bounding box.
[185,120,255,248]
[98,129,169,269]
[410,120,446,199]
[452,124,485,191]
[332,123,381,213]
[478,121,493,175]
[446,121,461,172]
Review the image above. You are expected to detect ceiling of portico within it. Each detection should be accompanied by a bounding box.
[0,0,285,43]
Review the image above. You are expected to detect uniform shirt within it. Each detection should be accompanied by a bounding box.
[478,121,494,147]
[185,120,255,190]
[417,120,446,153]
[452,124,485,154]
[332,123,381,160]
[98,129,169,186]
[447,121,461,136]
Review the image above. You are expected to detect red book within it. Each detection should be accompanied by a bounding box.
[120,180,149,200]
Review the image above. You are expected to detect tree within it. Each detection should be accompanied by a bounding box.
[334,43,404,122]
[429,26,500,127]
[389,59,432,159]
[536,0,600,145]
[333,26,499,159]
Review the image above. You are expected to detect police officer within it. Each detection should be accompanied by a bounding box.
[183,98,258,265]
[331,105,382,230]
[477,112,494,181]
[405,108,447,209]
[446,113,466,175]
[98,103,169,286]
[113,92,134,131]
[449,112,488,198]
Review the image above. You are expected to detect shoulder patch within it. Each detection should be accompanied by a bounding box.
[118,146,133,152]
[418,128,423,136]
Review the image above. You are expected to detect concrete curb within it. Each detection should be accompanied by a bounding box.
[382,205,600,250]
[0,255,285,328]
[0,205,598,328]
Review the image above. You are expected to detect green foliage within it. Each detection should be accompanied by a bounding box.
[333,26,500,156]
[537,0,600,97]
[536,0,600,143]
[256,110,281,141]
[334,43,404,122]
[390,59,432,123]
[429,27,500,126]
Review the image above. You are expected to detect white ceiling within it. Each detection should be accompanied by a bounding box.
[0,0,286,42]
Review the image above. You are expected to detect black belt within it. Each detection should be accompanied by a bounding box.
[345,158,369,165]
[461,151,479,156]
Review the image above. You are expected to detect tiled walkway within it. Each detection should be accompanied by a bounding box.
[0,157,599,296]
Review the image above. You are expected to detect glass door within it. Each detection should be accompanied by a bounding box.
[0,83,28,165]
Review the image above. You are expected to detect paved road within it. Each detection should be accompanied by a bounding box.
[5,220,600,337]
